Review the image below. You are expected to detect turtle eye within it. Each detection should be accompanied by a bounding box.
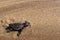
[27,22,30,25]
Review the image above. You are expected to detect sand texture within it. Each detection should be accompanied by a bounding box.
[0,0,60,40]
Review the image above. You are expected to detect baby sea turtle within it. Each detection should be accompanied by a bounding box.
[5,21,31,36]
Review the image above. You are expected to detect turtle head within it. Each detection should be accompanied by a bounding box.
[24,21,31,27]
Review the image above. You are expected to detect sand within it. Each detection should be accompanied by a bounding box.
[0,0,60,40]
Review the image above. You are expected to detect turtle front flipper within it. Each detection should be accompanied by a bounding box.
[17,29,23,37]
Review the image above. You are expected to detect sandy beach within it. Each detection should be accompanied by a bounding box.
[0,0,60,40]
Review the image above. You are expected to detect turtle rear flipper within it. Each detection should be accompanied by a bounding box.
[6,27,13,33]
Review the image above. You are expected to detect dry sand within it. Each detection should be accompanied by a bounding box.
[0,0,60,40]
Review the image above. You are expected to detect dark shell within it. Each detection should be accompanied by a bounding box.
[9,23,24,30]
